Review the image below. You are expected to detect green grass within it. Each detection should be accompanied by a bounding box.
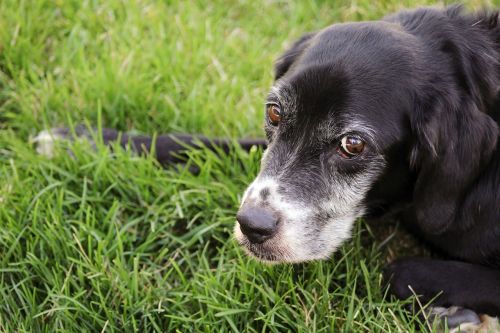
[0,0,497,332]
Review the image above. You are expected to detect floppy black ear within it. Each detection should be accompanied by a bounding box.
[410,98,498,235]
[409,7,500,235]
[274,32,316,80]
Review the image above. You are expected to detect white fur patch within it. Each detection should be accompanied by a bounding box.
[236,176,313,262]
[235,170,374,262]
[429,307,500,333]
[32,129,65,158]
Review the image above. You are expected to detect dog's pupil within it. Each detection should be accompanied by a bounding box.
[268,105,280,125]
[346,137,364,154]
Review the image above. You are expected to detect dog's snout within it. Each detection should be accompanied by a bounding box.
[236,206,278,244]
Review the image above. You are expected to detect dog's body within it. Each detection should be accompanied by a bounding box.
[36,4,500,328]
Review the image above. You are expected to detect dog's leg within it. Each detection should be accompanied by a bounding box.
[33,125,266,167]
[384,258,500,331]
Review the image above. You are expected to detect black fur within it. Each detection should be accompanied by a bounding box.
[46,5,500,319]
[272,5,500,317]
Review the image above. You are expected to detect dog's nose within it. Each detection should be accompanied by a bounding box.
[236,206,278,244]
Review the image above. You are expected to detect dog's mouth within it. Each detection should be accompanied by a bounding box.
[244,243,286,262]
[240,242,292,263]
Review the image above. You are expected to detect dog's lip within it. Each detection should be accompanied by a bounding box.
[247,246,284,262]
[238,235,286,262]
[247,244,276,259]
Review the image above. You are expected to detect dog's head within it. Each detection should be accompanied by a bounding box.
[235,8,499,263]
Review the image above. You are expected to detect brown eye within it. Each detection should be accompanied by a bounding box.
[267,105,281,126]
[339,135,365,157]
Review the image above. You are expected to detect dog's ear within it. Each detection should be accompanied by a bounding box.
[409,7,500,235]
[410,97,498,235]
[274,33,316,80]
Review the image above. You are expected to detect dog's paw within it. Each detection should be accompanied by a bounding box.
[429,306,500,333]
[429,306,479,332]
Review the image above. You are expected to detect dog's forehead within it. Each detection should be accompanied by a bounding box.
[271,65,382,140]
[271,65,349,121]
[303,21,416,66]
[269,22,418,141]
[291,21,418,98]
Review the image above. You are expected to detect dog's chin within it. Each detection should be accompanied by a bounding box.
[233,223,330,264]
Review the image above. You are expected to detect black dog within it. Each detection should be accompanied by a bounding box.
[36,4,500,329]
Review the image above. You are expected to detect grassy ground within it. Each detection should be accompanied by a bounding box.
[0,0,497,332]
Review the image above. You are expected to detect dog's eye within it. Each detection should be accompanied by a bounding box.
[267,105,281,126]
[338,135,365,157]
